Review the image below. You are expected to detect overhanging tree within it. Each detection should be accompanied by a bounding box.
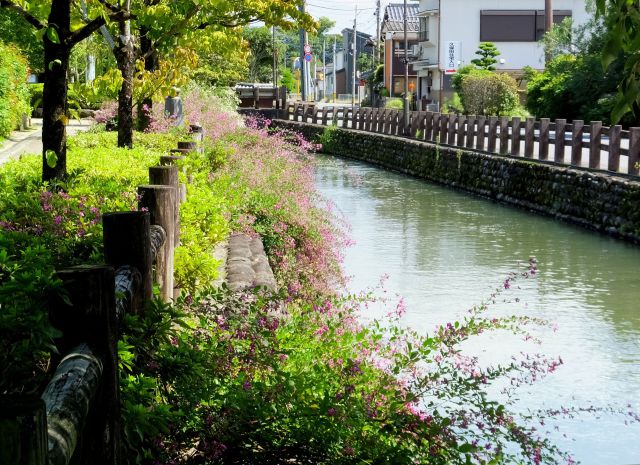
[0,0,127,182]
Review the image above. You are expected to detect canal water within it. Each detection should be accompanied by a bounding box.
[314,154,640,465]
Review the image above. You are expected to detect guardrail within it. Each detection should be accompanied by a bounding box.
[0,125,204,465]
[285,103,640,176]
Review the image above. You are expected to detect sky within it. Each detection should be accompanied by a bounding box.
[305,0,381,36]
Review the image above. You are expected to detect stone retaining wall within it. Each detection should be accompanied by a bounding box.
[271,119,640,244]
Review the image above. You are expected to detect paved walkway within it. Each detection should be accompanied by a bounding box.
[0,118,94,165]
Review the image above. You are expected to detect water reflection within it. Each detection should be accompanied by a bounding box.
[314,155,640,465]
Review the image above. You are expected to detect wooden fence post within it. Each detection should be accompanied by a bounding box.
[424,112,433,142]
[50,265,119,465]
[149,166,180,246]
[539,118,550,160]
[487,116,498,153]
[102,211,153,310]
[554,119,567,163]
[589,121,603,169]
[439,113,448,144]
[0,398,47,465]
[571,120,584,166]
[511,117,521,156]
[466,115,476,149]
[476,116,486,151]
[456,115,466,147]
[499,117,509,154]
[629,127,640,175]
[608,125,622,172]
[138,186,176,302]
[447,114,457,145]
[524,117,535,158]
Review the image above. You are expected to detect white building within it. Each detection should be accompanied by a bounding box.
[412,0,590,107]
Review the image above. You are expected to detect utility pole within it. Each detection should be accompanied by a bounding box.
[376,0,381,65]
[403,0,410,133]
[299,1,307,101]
[322,39,326,100]
[545,0,553,65]
[272,26,277,87]
[352,4,358,107]
[333,37,337,103]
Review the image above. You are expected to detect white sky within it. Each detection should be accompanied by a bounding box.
[305,0,381,36]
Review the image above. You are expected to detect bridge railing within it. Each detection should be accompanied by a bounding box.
[284,103,640,177]
[0,127,204,465]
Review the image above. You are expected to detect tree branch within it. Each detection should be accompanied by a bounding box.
[95,0,119,13]
[0,0,46,30]
[67,10,132,46]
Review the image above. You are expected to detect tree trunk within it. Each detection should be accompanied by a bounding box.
[137,26,158,131]
[115,16,134,148]
[42,0,71,182]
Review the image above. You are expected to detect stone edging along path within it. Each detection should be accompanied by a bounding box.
[224,233,277,292]
[271,119,640,245]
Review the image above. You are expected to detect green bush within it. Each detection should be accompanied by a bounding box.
[459,72,522,116]
[0,41,30,137]
[385,97,404,109]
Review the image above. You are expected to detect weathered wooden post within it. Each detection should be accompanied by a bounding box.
[103,211,153,310]
[487,116,499,153]
[589,121,603,169]
[466,115,476,149]
[50,265,119,465]
[149,166,180,246]
[424,112,434,142]
[554,119,567,163]
[447,114,457,145]
[438,113,448,143]
[524,117,535,158]
[608,125,622,172]
[629,127,640,175]
[539,118,550,160]
[511,117,522,156]
[0,397,47,465]
[322,107,329,126]
[456,115,466,147]
[571,120,584,166]
[476,116,486,151]
[138,185,176,302]
[253,85,260,110]
[499,117,509,154]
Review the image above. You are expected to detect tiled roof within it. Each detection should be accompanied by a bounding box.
[382,3,419,32]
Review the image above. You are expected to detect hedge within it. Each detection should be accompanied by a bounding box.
[0,41,30,138]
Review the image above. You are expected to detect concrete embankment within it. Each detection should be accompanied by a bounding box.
[272,119,640,244]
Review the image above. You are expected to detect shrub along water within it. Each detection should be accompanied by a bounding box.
[1,89,575,464]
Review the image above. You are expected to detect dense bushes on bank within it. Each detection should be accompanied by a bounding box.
[0,41,30,138]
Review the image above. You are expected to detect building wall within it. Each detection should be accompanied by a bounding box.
[439,0,589,71]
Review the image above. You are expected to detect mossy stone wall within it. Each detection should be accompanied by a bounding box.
[272,120,640,244]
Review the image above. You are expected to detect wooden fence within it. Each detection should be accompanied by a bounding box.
[0,126,204,465]
[237,86,287,110]
[285,103,640,177]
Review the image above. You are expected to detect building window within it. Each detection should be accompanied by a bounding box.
[480,10,572,42]
[419,17,429,42]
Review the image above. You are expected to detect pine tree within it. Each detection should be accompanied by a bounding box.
[471,42,501,71]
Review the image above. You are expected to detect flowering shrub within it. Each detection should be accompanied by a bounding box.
[118,259,574,465]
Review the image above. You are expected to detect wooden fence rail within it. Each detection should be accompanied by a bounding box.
[0,126,204,465]
[285,103,640,177]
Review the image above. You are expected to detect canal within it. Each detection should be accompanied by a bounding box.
[314,154,640,465]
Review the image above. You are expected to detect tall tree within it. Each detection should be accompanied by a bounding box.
[596,0,640,122]
[0,0,125,181]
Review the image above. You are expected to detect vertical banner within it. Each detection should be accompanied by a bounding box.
[444,41,461,74]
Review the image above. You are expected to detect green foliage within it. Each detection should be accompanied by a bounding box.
[596,0,640,122]
[0,42,30,138]
[527,10,638,125]
[441,92,464,114]
[471,42,501,71]
[280,68,295,92]
[461,72,520,116]
[0,8,44,72]
[318,124,340,153]
[385,98,404,109]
